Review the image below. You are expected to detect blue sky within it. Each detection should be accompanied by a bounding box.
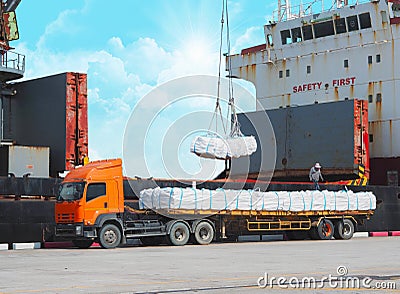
[12,0,278,177]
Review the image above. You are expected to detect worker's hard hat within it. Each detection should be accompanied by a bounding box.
[315,162,322,168]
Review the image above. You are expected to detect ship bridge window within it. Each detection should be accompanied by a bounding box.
[368,94,373,103]
[392,3,400,17]
[281,29,292,45]
[267,34,274,46]
[334,18,347,34]
[359,13,372,29]
[291,27,302,42]
[346,15,359,32]
[314,20,335,38]
[302,25,313,40]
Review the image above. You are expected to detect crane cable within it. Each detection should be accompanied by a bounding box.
[209,0,242,138]
[224,0,242,138]
[208,0,228,136]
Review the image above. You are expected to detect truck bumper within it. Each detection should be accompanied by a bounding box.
[56,223,97,239]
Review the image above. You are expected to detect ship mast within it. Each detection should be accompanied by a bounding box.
[278,0,291,21]
[278,0,290,21]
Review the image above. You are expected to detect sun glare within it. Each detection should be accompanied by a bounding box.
[181,35,215,61]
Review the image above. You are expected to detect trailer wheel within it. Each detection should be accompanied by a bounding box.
[99,224,121,249]
[334,219,354,240]
[72,239,93,249]
[315,219,334,240]
[194,221,214,245]
[168,222,190,246]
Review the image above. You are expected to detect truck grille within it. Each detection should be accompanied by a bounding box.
[57,213,75,223]
[56,224,76,237]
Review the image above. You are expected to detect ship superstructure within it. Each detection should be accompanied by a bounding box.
[228,0,400,185]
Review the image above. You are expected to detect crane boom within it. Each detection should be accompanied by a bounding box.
[4,0,21,13]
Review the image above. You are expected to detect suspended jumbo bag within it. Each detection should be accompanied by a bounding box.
[190,136,229,159]
[226,136,257,158]
[191,135,257,160]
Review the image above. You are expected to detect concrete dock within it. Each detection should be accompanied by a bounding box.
[0,237,399,293]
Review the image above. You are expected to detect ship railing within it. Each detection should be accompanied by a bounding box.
[0,50,25,72]
[272,0,371,22]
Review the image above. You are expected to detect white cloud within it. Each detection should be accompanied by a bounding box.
[36,8,83,51]
[232,26,264,54]
[108,37,175,84]
[107,37,124,50]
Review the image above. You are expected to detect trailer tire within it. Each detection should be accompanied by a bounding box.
[334,219,354,240]
[194,221,214,245]
[72,239,93,249]
[168,222,190,246]
[315,219,334,240]
[99,224,121,249]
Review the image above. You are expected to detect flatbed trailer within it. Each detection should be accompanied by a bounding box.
[54,159,375,248]
[125,207,372,242]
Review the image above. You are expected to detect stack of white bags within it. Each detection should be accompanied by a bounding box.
[190,136,257,160]
[139,187,376,212]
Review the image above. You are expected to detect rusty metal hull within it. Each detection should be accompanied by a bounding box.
[2,72,88,176]
[370,157,400,186]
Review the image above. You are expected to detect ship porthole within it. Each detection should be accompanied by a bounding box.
[281,158,287,166]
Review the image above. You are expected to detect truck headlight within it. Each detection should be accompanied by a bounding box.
[76,225,83,236]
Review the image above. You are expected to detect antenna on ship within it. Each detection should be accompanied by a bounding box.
[278,0,291,21]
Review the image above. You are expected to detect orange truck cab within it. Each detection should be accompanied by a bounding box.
[55,159,126,248]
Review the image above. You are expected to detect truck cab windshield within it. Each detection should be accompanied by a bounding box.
[57,182,85,202]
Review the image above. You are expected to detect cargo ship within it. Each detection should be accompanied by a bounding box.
[0,0,400,245]
[224,0,400,232]
[228,0,400,185]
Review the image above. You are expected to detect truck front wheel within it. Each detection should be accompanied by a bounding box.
[72,239,93,249]
[168,222,190,246]
[99,224,121,249]
[194,221,214,245]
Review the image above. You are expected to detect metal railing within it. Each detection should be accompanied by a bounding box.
[0,50,25,72]
[272,0,372,22]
